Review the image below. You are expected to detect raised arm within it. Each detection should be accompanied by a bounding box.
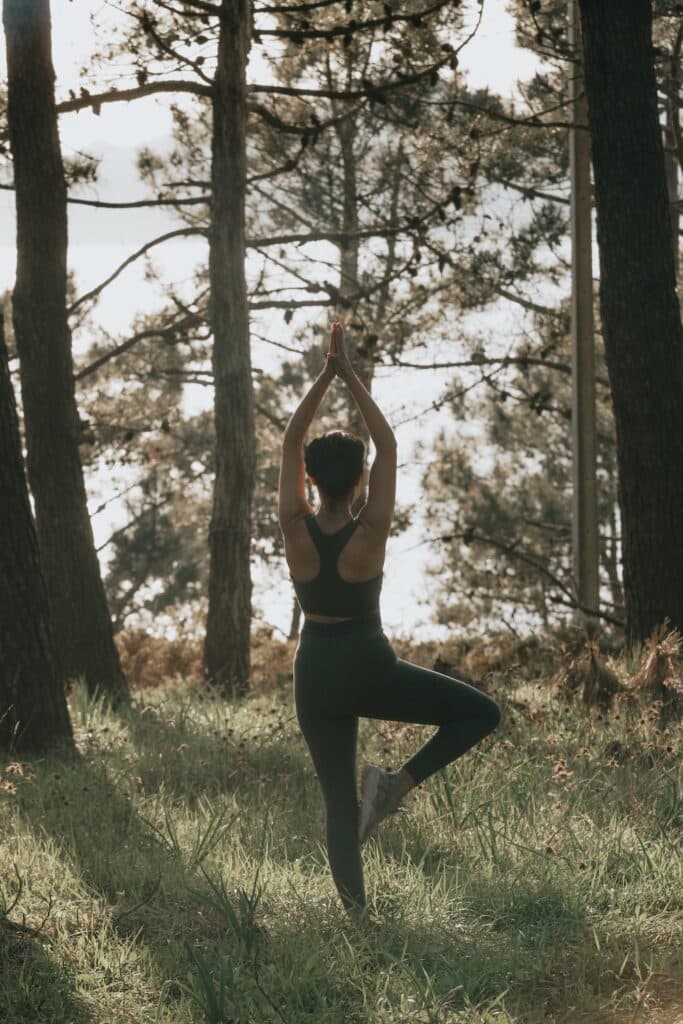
[330,322,396,533]
[330,323,396,452]
[278,352,335,528]
[281,361,335,446]
[345,371,397,452]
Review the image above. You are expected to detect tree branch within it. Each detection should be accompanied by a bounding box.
[67,228,206,315]
[255,0,451,40]
[74,311,205,381]
[97,466,208,555]
[246,185,449,248]
[67,193,210,209]
[256,0,350,12]
[493,285,568,320]
[248,297,334,309]
[56,80,212,115]
[144,16,214,86]
[248,99,364,136]
[246,224,390,246]
[496,177,570,206]
[427,93,587,134]
[255,400,287,430]
[387,352,610,389]
[2,184,211,210]
[154,0,220,13]
[247,155,303,183]
[248,55,451,101]
[389,352,564,373]
[545,594,624,628]
[440,528,623,627]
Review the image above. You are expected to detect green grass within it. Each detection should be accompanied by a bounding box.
[0,658,681,1024]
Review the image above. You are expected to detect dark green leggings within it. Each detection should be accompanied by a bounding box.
[293,617,502,910]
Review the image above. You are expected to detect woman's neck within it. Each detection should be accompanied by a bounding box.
[317,503,352,523]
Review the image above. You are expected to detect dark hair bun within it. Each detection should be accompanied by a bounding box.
[304,430,365,499]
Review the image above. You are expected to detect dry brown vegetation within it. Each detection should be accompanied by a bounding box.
[113,622,682,732]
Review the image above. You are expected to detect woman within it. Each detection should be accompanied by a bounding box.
[278,321,501,917]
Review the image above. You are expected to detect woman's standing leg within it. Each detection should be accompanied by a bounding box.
[294,632,367,911]
[295,711,365,911]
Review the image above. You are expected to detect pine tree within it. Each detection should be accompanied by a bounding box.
[0,308,73,754]
[577,0,683,647]
[3,0,127,700]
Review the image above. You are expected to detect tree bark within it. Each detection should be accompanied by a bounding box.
[335,114,375,515]
[603,481,624,620]
[288,597,301,642]
[578,0,683,648]
[3,0,127,700]
[336,115,367,433]
[0,309,73,754]
[203,0,255,695]
[663,30,681,285]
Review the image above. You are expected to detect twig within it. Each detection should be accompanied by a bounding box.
[0,873,55,946]
[628,971,671,1024]
[3,864,23,917]
[112,874,162,924]
[250,953,289,1024]
[67,228,207,316]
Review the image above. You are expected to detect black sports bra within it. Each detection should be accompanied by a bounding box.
[289,514,383,620]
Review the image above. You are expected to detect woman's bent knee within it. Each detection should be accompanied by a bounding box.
[485,697,502,730]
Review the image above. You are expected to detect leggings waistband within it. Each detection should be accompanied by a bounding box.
[300,614,383,638]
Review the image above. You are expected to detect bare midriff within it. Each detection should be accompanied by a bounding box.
[303,610,380,623]
[304,613,354,623]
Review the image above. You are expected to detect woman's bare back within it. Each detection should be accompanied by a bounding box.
[284,511,387,586]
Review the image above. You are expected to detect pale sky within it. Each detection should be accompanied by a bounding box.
[1,1,543,643]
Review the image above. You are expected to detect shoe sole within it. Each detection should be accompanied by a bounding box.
[360,765,382,843]
[358,764,383,844]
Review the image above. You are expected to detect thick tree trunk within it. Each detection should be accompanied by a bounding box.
[0,310,73,754]
[578,0,683,648]
[3,0,127,700]
[204,0,255,695]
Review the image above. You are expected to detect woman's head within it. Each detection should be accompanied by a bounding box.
[304,430,365,503]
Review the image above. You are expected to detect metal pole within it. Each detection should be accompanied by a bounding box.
[569,0,600,624]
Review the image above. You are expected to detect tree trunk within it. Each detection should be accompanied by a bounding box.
[204,0,255,695]
[336,116,367,431]
[3,0,127,701]
[335,115,374,515]
[288,596,301,642]
[603,492,624,621]
[663,30,680,286]
[0,309,73,754]
[577,0,683,649]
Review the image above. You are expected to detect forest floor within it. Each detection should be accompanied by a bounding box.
[0,630,681,1024]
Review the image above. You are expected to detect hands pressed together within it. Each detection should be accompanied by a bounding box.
[323,321,355,383]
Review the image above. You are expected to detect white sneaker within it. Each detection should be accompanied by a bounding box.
[358,764,404,844]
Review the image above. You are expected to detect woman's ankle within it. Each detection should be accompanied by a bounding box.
[396,768,415,799]
[344,901,368,924]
